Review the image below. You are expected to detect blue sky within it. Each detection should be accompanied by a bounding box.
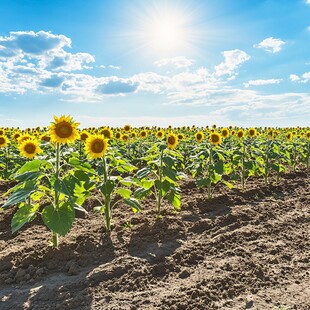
[0,0,309,128]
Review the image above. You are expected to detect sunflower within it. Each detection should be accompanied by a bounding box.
[12,131,21,142]
[122,134,129,142]
[123,124,131,132]
[237,130,244,139]
[306,131,310,140]
[248,128,257,138]
[101,127,113,139]
[0,135,9,148]
[19,138,42,159]
[156,130,164,139]
[139,130,148,139]
[85,134,108,159]
[49,115,80,144]
[0,128,5,135]
[80,130,89,142]
[195,131,204,143]
[18,133,33,144]
[178,133,185,140]
[210,132,222,146]
[221,128,229,139]
[166,133,178,150]
[115,132,122,140]
[40,134,51,142]
[286,132,293,142]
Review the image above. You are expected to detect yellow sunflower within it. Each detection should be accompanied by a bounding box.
[248,128,257,138]
[115,131,122,140]
[80,130,89,142]
[178,133,185,140]
[286,132,293,142]
[156,130,164,139]
[40,133,51,142]
[139,130,148,139]
[0,135,9,148]
[122,134,129,142]
[85,134,108,159]
[49,115,80,144]
[306,131,310,140]
[195,131,204,143]
[17,133,33,144]
[101,127,113,139]
[221,128,229,139]
[210,132,222,146]
[0,128,5,136]
[12,131,21,142]
[123,124,131,132]
[19,138,42,159]
[237,129,244,139]
[166,133,178,149]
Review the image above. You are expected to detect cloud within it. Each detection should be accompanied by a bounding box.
[289,74,300,82]
[0,31,71,57]
[254,37,286,53]
[306,0,310,4]
[214,49,250,76]
[40,75,64,88]
[244,78,283,88]
[307,26,310,32]
[96,79,139,95]
[154,56,194,68]
[289,72,310,83]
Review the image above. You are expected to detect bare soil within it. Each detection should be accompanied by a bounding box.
[0,171,309,310]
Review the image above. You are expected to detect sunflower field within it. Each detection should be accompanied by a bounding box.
[0,115,309,248]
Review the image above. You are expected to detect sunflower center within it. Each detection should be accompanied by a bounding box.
[222,130,228,137]
[81,133,88,141]
[55,122,73,138]
[0,137,5,144]
[197,134,202,140]
[249,130,255,136]
[91,139,104,153]
[211,134,219,143]
[25,143,36,154]
[102,130,111,138]
[168,136,176,145]
[238,132,243,138]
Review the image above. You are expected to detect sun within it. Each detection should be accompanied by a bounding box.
[146,13,186,52]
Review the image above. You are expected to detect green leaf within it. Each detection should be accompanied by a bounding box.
[163,166,177,181]
[124,198,141,213]
[2,182,36,208]
[223,181,234,189]
[17,159,42,174]
[136,167,152,179]
[166,190,181,210]
[15,171,43,182]
[11,204,39,234]
[115,188,132,199]
[42,202,75,236]
[134,188,150,200]
[214,160,224,174]
[74,170,89,183]
[68,157,94,173]
[100,180,115,197]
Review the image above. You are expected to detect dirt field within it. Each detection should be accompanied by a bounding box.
[0,171,309,310]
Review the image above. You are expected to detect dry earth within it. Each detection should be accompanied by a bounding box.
[0,171,309,310]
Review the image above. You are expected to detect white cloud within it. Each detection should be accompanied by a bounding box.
[307,26,310,32]
[154,56,194,68]
[289,72,310,83]
[289,74,300,82]
[254,37,286,53]
[244,78,283,88]
[214,49,250,77]
[108,65,121,70]
[306,0,310,4]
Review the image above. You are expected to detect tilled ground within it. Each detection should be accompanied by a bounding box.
[0,171,309,310]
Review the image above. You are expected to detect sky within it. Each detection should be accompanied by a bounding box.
[0,0,310,128]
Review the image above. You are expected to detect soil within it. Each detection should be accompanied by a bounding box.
[0,171,309,310]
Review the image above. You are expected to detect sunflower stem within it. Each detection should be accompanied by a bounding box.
[156,148,164,216]
[241,142,246,191]
[52,143,60,248]
[102,156,111,231]
[207,145,213,199]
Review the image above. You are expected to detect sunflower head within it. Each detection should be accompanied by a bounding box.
[237,130,244,139]
[0,135,9,148]
[286,132,293,142]
[139,130,148,139]
[0,128,5,136]
[85,134,108,159]
[306,131,310,140]
[101,127,113,139]
[49,115,80,144]
[80,130,90,142]
[40,134,51,142]
[19,138,42,159]
[248,128,257,138]
[122,134,129,142]
[166,133,178,150]
[178,133,184,140]
[195,131,204,143]
[156,130,164,139]
[115,132,122,140]
[210,132,222,146]
[221,128,229,138]
[123,124,131,132]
